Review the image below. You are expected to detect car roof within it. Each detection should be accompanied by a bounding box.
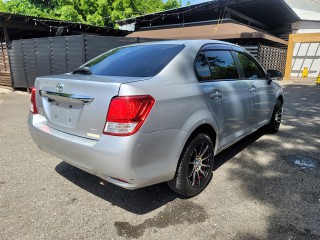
[125,39,243,50]
[149,39,235,45]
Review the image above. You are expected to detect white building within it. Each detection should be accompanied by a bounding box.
[285,0,320,78]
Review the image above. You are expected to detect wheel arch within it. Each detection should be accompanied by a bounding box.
[174,122,218,175]
[185,124,217,151]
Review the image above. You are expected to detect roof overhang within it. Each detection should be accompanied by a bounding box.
[126,22,288,45]
[0,12,129,40]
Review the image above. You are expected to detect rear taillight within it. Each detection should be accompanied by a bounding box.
[103,95,155,136]
[30,87,38,114]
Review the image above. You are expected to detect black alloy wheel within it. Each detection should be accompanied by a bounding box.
[266,99,283,133]
[168,133,214,197]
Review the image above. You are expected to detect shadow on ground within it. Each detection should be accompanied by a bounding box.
[214,128,266,171]
[55,162,182,215]
[230,84,320,239]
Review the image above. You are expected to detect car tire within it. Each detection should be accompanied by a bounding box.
[167,133,214,197]
[266,99,283,133]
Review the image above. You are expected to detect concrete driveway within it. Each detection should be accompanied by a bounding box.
[0,81,319,239]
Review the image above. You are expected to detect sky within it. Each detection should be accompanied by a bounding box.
[181,0,211,6]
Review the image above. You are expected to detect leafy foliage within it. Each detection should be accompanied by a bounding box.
[0,0,182,27]
[111,0,164,22]
[164,0,182,10]
[2,0,50,18]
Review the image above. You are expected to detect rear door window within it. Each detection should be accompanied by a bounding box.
[235,52,266,79]
[83,44,184,77]
[194,50,239,81]
[205,50,240,80]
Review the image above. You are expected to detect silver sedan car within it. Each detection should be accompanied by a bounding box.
[29,40,283,197]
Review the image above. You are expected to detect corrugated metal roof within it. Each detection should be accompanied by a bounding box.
[118,0,300,30]
[0,12,129,39]
[229,0,300,28]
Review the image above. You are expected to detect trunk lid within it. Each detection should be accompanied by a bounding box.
[35,74,149,140]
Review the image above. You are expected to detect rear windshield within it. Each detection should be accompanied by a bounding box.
[83,44,185,77]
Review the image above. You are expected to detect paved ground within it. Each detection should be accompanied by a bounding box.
[0,81,319,240]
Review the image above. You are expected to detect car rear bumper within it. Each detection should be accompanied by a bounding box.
[28,114,185,189]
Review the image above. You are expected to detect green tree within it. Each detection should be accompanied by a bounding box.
[0,0,6,11]
[0,0,181,27]
[111,0,164,22]
[2,0,50,18]
[55,5,83,22]
[78,0,113,26]
[163,0,182,10]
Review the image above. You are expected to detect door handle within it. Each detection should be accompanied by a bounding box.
[209,92,222,100]
[249,85,257,94]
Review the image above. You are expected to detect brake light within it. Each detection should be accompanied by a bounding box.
[30,87,38,114]
[103,95,155,136]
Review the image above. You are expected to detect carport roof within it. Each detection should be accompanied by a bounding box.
[0,12,129,41]
[118,0,300,30]
[228,0,300,28]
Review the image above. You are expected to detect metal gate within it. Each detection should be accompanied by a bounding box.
[7,35,155,88]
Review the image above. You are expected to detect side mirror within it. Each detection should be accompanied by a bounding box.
[266,70,283,83]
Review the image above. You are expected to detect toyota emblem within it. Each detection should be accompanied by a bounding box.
[56,83,64,92]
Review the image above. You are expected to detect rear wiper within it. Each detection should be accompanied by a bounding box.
[72,67,92,75]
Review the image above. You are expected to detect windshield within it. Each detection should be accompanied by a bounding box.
[82,44,185,77]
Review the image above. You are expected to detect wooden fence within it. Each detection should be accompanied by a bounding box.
[0,42,11,87]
